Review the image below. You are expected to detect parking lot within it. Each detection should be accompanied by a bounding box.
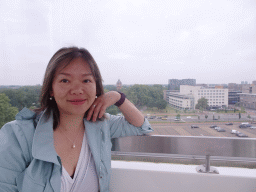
[149,122,256,138]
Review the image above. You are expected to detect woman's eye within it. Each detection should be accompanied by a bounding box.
[84,79,91,83]
[61,79,69,83]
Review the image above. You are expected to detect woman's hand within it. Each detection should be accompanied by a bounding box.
[87,91,121,121]
[87,91,145,127]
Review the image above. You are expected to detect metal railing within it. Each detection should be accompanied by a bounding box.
[111,135,256,171]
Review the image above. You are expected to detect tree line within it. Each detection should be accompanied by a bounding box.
[0,84,167,128]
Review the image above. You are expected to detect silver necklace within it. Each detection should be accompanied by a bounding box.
[60,126,83,149]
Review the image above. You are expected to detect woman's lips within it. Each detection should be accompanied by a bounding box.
[68,99,86,105]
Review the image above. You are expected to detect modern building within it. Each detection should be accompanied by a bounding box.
[242,84,256,94]
[181,85,229,109]
[239,84,256,110]
[228,91,242,105]
[167,85,229,110]
[168,91,194,110]
[168,79,196,90]
[239,93,256,110]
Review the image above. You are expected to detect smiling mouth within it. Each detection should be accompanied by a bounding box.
[69,99,86,102]
[68,99,86,105]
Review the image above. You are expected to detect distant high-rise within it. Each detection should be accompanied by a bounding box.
[168,79,196,90]
[241,81,248,84]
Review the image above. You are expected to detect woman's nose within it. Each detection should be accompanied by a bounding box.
[70,82,84,95]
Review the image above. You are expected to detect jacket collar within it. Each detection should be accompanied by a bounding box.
[15,107,36,120]
[32,109,61,166]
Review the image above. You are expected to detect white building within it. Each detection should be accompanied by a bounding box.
[168,92,194,110]
[168,85,228,110]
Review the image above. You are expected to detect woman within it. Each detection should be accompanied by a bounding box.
[0,47,153,192]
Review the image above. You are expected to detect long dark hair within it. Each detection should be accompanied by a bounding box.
[35,47,104,130]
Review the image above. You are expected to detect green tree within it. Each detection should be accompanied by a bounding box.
[106,105,119,115]
[0,85,41,110]
[213,115,215,120]
[0,94,19,128]
[127,91,139,105]
[239,112,241,119]
[234,108,237,113]
[195,98,209,111]
[156,99,167,110]
[205,115,208,120]
[248,115,251,119]
[176,114,181,119]
[198,116,200,120]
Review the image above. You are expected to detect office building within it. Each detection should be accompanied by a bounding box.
[228,91,241,105]
[239,83,256,110]
[168,79,196,90]
[167,85,228,110]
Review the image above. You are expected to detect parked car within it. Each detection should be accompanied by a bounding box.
[174,118,180,121]
[246,124,252,127]
[191,125,199,128]
[214,126,221,130]
[213,118,218,120]
[210,125,218,128]
[250,126,256,129]
[239,124,247,128]
[236,132,248,137]
[161,117,167,120]
[231,130,237,134]
[187,116,191,119]
[217,128,226,132]
[225,123,233,125]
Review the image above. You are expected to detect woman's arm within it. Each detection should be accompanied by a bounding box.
[87,91,144,127]
[118,97,144,127]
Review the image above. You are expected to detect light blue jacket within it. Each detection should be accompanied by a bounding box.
[0,108,153,192]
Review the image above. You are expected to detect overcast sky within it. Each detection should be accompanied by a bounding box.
[0,0,255,86]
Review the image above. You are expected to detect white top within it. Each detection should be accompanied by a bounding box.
[60,133,99,192]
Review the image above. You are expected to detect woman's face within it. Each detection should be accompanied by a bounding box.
[51,57,97,116]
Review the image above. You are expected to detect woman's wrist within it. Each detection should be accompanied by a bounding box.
[114,92,126,107]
